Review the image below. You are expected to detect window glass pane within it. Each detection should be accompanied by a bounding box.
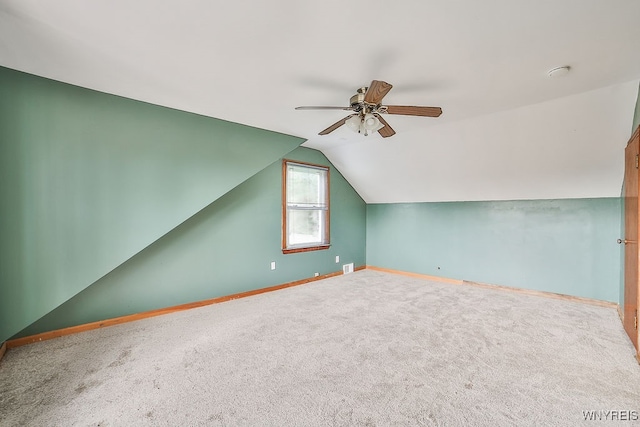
[287,209,325,246]
[287,165,327,208]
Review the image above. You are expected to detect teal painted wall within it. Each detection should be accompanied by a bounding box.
[14,147,366,338]
[0,66,304,343]
[367,199,621,302]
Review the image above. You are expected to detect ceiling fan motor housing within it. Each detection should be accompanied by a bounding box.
[350,87,369,111]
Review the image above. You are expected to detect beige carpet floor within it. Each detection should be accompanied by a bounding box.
[1,270,639,426]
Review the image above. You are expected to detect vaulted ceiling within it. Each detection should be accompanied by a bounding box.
[2,0,640,202]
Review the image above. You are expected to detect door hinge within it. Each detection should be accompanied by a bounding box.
[636,154,638,169]
[636,310,638,329]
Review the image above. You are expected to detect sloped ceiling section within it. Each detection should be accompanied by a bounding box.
[326,81,639,203]
[1,1,640,203]
[0,67,304,343]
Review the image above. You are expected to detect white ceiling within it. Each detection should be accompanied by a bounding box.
[2,0,640,202]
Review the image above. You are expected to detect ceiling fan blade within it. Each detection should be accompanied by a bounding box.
[318,114,356,135]
[295,106,354,111]
[364,80,393,105]
[374,114,396,138]
[385,105,442,117]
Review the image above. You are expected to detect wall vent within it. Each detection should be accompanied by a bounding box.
[342,263,354,274]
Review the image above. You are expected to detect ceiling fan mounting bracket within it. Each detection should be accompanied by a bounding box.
[349,88,368,110]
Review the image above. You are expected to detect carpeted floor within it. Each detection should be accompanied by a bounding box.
[1,270,639,426]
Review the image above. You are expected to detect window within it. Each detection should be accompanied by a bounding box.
[282,160,330,253]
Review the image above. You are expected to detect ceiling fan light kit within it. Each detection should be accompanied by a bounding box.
[295,80,442,138]
[364,113,384,132]
[345,115,362,133]
[346,113,384,135]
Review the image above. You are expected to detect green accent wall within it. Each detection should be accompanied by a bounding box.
[367,199,621,302]
[14,147,366,338]
[0,66,305,343]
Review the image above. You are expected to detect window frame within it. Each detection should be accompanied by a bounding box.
[282,159,330,254]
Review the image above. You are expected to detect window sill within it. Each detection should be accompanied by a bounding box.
[282,245,330,254]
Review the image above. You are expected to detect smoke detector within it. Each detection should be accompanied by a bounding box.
[547,66,571,78]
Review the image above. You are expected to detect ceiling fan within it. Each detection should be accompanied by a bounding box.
[295,80,442,138]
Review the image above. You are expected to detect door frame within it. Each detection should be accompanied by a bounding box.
[622,125,640,359]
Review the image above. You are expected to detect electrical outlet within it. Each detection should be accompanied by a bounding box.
[270,261,276,270]
[335,255,340,263]
[314,272,319,277]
